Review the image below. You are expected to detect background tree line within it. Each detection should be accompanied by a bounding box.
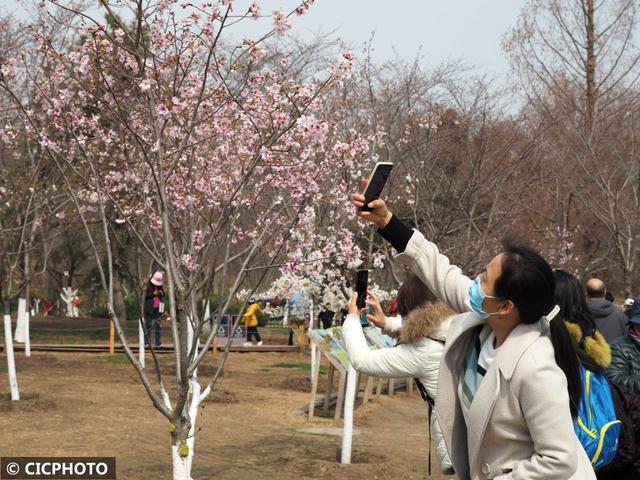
[2,0,640,317]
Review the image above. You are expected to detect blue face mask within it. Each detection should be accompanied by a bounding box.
[468,275,499,318]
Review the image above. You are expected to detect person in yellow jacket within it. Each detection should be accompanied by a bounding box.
[243,298,264,346]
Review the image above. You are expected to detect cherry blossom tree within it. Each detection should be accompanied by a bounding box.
[1,1,372,477]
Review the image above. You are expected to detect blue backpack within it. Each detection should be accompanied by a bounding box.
[574,365,621,470]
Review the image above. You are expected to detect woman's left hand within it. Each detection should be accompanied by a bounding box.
[347,293,360,316]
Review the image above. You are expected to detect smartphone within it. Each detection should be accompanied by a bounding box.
[359,162,394,212]
[355,269,368,310]
[360,305,372,327]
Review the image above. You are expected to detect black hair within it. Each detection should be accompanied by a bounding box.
[493,241,582,417]
[494,242,555,324]
[396,274,437,317]
[586,282,605,298]
[605,291,615,303]
[554,269,597,338]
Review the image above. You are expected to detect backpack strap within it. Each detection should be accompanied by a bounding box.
[586,369,593,423]
[415,378,435,475]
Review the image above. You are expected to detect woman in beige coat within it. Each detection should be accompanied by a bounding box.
[350,193,596,480]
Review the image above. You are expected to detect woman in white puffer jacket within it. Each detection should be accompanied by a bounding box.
[342,274,454,475]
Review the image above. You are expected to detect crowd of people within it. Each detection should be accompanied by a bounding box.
[343,191,640,479]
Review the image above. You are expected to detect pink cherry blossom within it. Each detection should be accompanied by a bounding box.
[248,1,260,19]
[272,10,291,36]
[273,111,290,127]
[157,103,170,118]
[295,1,315,16]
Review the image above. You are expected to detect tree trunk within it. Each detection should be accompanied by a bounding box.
[112,267,127,332]
[585,0,596,137]
[171,418,192,480]
[171,377,209,480]
[111,228,131,332]
[624,267,633,299]
[3,312,20,400]
[24,240,30,314]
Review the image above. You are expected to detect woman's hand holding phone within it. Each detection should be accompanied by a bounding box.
[350,179,393,229]
[365,291,386,328]
[347,292,361,316]
[347,292,374,327]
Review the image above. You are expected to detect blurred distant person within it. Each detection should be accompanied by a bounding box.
[242,298,263,346]
[71,295,81,317]
[144,271,164,347]
[586,278,627,343]
[389,296,398,316]
[605,291,615,304]
[606,299,640,394]
[318,308,335,329]
[287,293,308,350]
[623,298,634,318]
[43,298,54,316]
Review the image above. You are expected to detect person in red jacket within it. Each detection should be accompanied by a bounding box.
[389,297,398,316]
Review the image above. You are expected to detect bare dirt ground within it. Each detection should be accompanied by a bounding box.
[0,350,453,479]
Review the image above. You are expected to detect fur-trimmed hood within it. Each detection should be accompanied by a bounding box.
[564,320,611,371]
[399,302,454,344]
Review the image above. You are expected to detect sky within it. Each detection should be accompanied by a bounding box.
[283,0,528,78]
[4,0,530,79]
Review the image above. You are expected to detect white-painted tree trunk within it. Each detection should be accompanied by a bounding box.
[203,299,210,322]
[14,298,26,343]
[171,377,211,480]
[341,363,358,464]
[3,314,20,400]
[24,312,31,357]
[309,299,316,383]
[60,287,77,317]
[33,298,40,315]
[172,444,192,480]
[283,299,289,326]
[169,317,211,480]
[138,320,145,368]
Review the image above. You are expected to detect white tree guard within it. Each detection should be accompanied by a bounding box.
[138,320,145,369]
[4,314,20,400]
[341,363,358,464]
[14,298,27,343]
[24,312,31,357]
